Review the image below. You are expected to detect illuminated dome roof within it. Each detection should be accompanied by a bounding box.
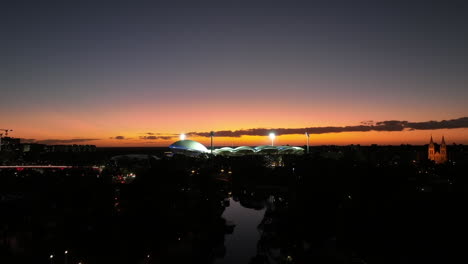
[169,140,209,155]
[234,146,255,153]
[278,146,304,154]
[218,147,234,151]
[168,140,304,157]
[213,147,234,156]
[254,145,278,153]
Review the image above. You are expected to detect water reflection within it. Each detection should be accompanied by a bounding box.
[216,198,266,264]
[2,155,468,264]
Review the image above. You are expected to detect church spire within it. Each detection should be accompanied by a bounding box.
[430,135,434,145]
[441,135,446,145]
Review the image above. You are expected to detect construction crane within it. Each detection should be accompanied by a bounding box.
[0,129,13,137]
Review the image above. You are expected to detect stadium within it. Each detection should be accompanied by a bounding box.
[169,140,304,157]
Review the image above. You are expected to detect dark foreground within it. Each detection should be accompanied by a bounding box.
[1,153,468,264]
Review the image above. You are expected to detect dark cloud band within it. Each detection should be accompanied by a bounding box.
[189,117,468,138]
[139,136,174,140]
[36,138,100,145]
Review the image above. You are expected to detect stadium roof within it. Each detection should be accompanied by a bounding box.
[170,140,303,156]
[169,140,209,156]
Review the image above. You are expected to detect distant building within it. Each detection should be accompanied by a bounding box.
[45,144,97,153]
[428,136,447,164]
[169,139,304,157]
[0,137,21,152]
[169,140,209,157]
[22,143,46,153]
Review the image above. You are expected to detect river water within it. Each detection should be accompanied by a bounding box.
[215,198,266,264]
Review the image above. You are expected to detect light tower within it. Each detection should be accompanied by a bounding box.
[180,133,186,141]
[269,132,276,146]
[305,132,310,154]
[210,131,214,154]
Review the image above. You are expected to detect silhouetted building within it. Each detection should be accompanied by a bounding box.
[45,144,97,152]
[428,136,447,164]
[0,137,21,152]
[169,139,304,157]
[22,143,46,153]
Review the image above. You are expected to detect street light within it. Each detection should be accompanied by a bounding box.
[269,132,276,146]
[180,133,186,140]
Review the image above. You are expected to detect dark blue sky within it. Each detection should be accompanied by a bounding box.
[2,0,468,145]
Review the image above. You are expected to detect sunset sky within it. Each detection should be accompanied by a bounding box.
[2,1,468,146]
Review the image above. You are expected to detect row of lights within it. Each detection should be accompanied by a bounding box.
[180,132,311,151]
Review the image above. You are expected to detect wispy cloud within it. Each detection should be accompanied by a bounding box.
[35,138,100,145]
[142,132,178,136]
[189,117,468,137]
[139,136,174,140]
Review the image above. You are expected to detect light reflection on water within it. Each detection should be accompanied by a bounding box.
[216,198,266,264]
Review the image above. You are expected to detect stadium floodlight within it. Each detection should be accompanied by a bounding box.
[180,133,186,140]
[269,132,276,146]
[210,131,215,154]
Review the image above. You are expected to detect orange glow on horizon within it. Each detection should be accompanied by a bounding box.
[20,128,465,147]
[5,104,468,147]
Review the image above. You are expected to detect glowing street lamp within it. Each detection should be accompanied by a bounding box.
[180,133,186,140]
[269,132,276,146]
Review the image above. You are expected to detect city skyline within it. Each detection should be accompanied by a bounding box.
[2,1,468,146]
